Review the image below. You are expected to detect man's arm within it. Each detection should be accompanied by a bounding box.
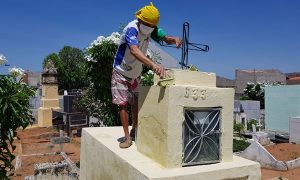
[151,27,181,48]
[129,45,166,78]
[163,36,182,48]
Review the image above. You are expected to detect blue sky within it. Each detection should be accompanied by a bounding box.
[0,0,300,79]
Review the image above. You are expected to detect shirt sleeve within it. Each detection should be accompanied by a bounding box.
[125,27,139,46]
[151,27,167,43]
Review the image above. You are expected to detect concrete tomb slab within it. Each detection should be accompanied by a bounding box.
[80,127,261,180]
[80,69,261,179]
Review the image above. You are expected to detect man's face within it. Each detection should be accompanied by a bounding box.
[138,20,155,35]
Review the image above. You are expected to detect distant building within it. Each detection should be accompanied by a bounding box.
[216,76,235,88]
[235,69,286,99]
[287,77,300,85]
[286,72,300,85]
[217,69,288,103]
[23,71,41,88]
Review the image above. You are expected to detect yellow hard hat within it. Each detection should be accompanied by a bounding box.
[135,2,160,26]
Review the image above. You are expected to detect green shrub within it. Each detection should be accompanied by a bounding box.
[233,123,245,137]
[0,76,35,178]
[141,66,154,86]
[247,119,258,131]
[233,139,250,152]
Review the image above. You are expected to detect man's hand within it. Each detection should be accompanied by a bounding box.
[163,36,182,48]
[174,37,182,48]
[152,64,166,79]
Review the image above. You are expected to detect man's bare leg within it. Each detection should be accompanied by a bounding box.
[119,105,130,139]
[119,105,132,148]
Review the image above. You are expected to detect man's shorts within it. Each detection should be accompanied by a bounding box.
[111,70,139,106]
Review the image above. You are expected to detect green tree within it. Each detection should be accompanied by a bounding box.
[240,82,265,108]
[43,46,89,93]
[42,53,61,69]
[233,123,245,137]
[240,82,282,109]
[0,76,35,179]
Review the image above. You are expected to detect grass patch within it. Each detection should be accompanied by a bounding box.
[233,139,250,152]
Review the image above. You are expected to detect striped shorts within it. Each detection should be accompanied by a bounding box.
[111,70,139,106]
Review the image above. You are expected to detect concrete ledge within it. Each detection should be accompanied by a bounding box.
[239,140,287,170]
[240,139,300,171]
[153,69,216,87]
[287,157,300,170]
[80,127,261,180]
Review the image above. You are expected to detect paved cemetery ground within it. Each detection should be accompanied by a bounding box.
[9,126,300,180]
[11,126,81,179]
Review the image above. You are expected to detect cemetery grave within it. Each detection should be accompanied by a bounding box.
[235,129,300,179]
[12,127,81,179]
[261,143,300,179]
[8,121,300,180]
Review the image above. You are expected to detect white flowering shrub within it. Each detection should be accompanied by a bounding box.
[8,67,25,78]
[0,54,7,66]
[80,32,121,126]
[90,32,120,47]
[141,70,154,86]
[85,32,120,62]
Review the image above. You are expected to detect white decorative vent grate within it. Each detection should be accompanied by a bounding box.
[182,108,222,166]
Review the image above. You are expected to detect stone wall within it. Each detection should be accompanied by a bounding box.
[265,85,300,132]
[216,76,235,88]
[235,69,286,95]
[24,71,42,88]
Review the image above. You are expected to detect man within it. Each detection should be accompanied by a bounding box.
[111,2,181,148]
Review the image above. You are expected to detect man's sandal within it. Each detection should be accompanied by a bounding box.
[119,138,132,148]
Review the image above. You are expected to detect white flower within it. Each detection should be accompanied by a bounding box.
[0,54,7,66]
[87,32,121,51]
[109,32,120,45]
[147,70,154,75]
[111,32,120,38]
[85,54,97,63]
[96,36,105,42]
[105,32,120,45]
[8,67,25,77]
[85,32,121,62]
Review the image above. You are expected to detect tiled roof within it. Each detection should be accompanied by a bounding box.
[288,77,300,81]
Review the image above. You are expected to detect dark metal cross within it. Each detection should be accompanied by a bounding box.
[160,22,209,69]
